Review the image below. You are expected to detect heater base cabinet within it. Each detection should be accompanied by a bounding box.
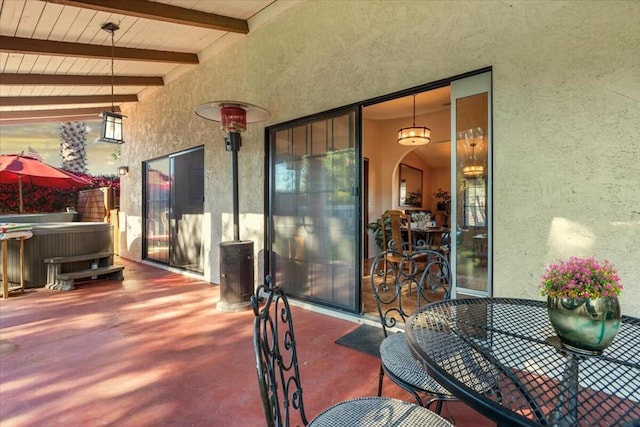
[218,240,254,312]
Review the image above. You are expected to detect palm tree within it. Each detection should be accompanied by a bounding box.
[60,121,88,173]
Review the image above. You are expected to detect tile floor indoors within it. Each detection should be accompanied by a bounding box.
[0,258,493,426]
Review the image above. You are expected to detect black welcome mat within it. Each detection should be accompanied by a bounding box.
[335,324,383,358]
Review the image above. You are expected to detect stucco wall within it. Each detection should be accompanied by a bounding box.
[119,0,640,316]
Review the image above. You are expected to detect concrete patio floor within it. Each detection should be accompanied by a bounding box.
[0,258,492,426]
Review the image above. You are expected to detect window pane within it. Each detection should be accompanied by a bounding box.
[145,158,171,263]
[454,87,490,296]
[269,111,359,312]
[143,148,204,274]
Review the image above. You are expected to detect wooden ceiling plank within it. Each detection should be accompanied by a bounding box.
[0,105,121,124]
[1,94,138,106]
[0,115,91,125]
[75,56,101,75]
[30,55,54,73]
[31,2,63,40]
[61,7,100,43]
[0,36,200,64]
[3,53,24,74]
[0,0,26,36]
[52,5,84,41]
[38,55,66,74]
[17,54,37,74]
[53,56,79,74]
[44,0,249,34]
[0,73,164,86]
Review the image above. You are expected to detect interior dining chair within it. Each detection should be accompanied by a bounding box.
[438,231,451,260]
[251,277,453,427]
[380,210,413,256]
[378,210,414,285]
[369,248,457,413]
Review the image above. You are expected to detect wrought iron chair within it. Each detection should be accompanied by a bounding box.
[369,247,499,414]
[251,277,453,427]
[369,247,456,413]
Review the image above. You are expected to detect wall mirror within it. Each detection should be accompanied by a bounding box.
[399,163,423,207]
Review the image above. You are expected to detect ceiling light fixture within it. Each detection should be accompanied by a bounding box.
[462,164,484,177]
[98,22,125,144]
[461,127,485,178]
[397,94,431,146]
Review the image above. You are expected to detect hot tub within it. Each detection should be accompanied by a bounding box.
[0,212,78,223]
[1,222,113,288]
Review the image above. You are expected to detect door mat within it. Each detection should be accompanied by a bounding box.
[335,324,383,358]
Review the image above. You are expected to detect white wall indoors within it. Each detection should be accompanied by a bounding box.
[117,1,639,316]
[363,107,452,219]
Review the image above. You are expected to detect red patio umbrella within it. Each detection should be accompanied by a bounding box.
[0,154,91,213]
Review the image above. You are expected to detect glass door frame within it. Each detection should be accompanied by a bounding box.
[264,106,363,313]
[450,71,493,298]
[263,67,492,313]
[142,145,205,274]
[143,157,171,265]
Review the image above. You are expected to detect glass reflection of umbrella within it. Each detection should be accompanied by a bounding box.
[0,154,91,213]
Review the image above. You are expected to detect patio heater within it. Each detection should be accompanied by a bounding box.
[194,101,269,312]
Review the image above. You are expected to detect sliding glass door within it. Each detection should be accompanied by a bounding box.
[266,108,360,312]
[145,158,171,264]
[143,147,204,274]
[451,72,492,297]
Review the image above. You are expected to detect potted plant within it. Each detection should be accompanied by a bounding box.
[433,188,450,213]
[367,216,392,251]
[540,256,623,355]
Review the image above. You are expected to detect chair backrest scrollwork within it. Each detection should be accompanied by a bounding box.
[252,277,309,427]
[369,248,452,338]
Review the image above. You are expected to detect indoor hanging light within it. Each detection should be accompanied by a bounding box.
[462,127,485,178]
[397,94,431,146]
[98,22,125,144]
[462,164,484,177]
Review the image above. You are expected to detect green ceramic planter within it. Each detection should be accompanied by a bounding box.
[547,296,621,355]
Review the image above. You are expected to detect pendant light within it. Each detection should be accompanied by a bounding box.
[461,127,485,178]
[98,22,125,144]
[397,94,431,146]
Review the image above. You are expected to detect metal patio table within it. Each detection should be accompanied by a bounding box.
[405,298,640,426]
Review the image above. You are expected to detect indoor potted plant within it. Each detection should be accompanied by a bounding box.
[433,188,450,213]
[540,256,623,355]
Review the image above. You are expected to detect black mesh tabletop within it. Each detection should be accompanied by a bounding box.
[405,298,640,426]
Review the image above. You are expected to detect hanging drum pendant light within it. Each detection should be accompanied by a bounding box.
[397,94,431,146]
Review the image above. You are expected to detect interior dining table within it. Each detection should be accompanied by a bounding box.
[405,298,640,426]
[407,225,449,248]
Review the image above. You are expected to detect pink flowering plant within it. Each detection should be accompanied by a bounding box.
[0,173,119,213]
[540,257,623,299]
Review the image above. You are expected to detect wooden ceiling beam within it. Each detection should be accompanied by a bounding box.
[44,0,249,34]
[1,95,138,107]
[0,73,164,86]
[0,36,199,64]
[0,106,121,125]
